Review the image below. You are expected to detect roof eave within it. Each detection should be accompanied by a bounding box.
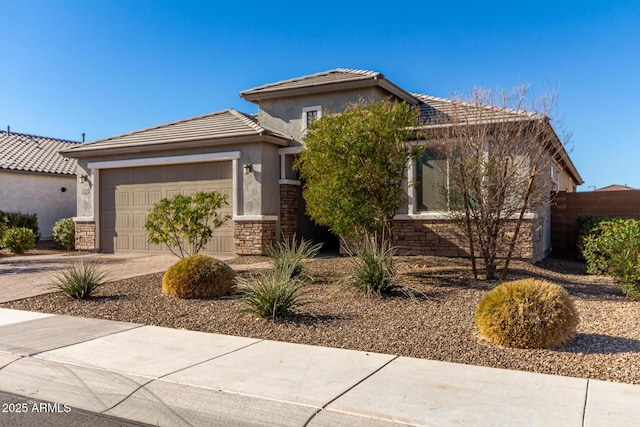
[241,78,419,104]
[62,134,291,159]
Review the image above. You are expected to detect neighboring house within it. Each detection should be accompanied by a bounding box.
[595,184,636,192]
[0,130,79,239]
[61,69,583,261]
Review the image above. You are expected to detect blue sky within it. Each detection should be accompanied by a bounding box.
[1,1,639,190]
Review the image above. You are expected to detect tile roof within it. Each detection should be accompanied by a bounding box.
[240,68,418,103]
[412,93,539,126]
[595,184,636,192]
[63,109,292,155]
[241,68,380,95]
[412,93,583,185]
[0,131,79,175]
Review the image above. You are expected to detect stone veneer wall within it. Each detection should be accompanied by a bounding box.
[280,184,299,242]
[392,219,536,261]
[75,220,96,251]
[234,220,277,255]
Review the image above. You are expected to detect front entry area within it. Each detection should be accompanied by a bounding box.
[99,162,233,255]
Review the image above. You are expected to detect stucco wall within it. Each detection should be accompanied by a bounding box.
[74,140,282,220]
[257,87,392,142]
[0,170,77,239]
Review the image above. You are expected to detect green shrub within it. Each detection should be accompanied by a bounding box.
[576,214,608,256]
[162,254,235,298]
[581,218,640,275]
[267,236,322,280]
[346,240,400,296]
[609,247,640,298]
[236,266,311,320]
[52,218,76,250]
[51,259,107,299]
[1,227,36,254]
[0,210,40,242]
[475,278,579,349]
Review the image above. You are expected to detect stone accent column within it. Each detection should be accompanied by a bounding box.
[280,184,299,242]
[234,220,277,255]
[74,220,96,251]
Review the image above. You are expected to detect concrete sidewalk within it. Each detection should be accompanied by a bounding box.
[0,308,638,426]
[0,252,266,303]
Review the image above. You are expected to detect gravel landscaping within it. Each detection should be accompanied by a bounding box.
[2,255,639,385]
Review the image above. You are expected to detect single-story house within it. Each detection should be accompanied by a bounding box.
[595,184,635,192]
[1,129,79,239]
[61,69,583,260]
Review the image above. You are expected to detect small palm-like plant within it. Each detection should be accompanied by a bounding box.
[267,236,322,280]
[346,239,400,296]
[51,259,107,299]
[236,265,311,320]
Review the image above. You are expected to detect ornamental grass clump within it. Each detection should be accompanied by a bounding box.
[162,254,235,298]
[236,265,311,320]
[51,259,107,299]
[267,236,322,280]
[475,278,579,349]
[346,240,401,296]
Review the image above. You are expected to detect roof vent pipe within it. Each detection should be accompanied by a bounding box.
[6,125,9,135]
[82,132,85,143]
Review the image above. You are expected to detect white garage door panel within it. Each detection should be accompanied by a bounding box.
[100,162,233,255]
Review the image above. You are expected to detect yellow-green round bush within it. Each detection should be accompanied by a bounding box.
[475,278,579,349]
[162,254,235,298]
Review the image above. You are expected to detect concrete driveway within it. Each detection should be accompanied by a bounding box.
[0,252,236,303]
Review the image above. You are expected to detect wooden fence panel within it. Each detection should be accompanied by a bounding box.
[551,190,640,258]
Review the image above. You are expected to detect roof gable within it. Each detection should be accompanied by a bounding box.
[63,109,292,157]
[0,131,79,175]
[240,68,419,104]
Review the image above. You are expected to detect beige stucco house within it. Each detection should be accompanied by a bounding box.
[62,69,583,260]
[1,130,79,239]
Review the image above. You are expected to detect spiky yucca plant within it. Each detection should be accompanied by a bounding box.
[267,236,322,280]
[51,259,107,299]
[236,265,311,320]
[475,278,579,349]
[346,240,400,296]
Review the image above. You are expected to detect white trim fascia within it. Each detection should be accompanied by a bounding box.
[279,146,303,155]
[233,215,278,221]
[232,158,239,217]
[73,216,95,222]
[279,179,301,186]
[87,151,241,170]
[394,212,538,220]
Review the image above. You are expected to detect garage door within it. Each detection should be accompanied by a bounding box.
[99,162,233,254]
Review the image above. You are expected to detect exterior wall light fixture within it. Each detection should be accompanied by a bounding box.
[80,174,88,183]
[243,163,253,175]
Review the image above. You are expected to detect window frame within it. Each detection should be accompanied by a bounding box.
[301,105,323,131]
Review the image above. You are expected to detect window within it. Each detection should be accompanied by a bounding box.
[302,105,322,130]
[416,148,450,211]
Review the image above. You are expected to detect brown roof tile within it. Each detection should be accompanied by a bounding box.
[62,109,291,156]
[0,131,79,175]
[595,184,636,192]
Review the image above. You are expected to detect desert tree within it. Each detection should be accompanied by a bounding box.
[296,98,420,247]
[422,87,568,280]
[145,191,230,258]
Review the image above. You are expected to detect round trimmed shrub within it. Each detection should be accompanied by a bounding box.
[162,254,235,298]
[52,218,76,250]
[1,227,35,254]
[475,278,579,349]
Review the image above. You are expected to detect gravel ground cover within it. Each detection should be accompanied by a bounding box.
[2,255,639,385]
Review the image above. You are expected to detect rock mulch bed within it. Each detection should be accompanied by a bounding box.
[3,255,639,385]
